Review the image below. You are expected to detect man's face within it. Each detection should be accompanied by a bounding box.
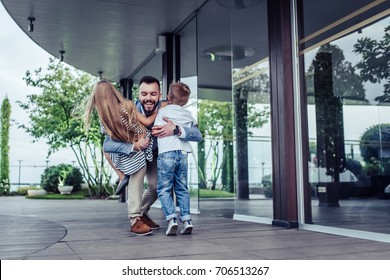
[138,82,161,115]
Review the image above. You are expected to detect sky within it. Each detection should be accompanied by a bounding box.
[0,5,74,188]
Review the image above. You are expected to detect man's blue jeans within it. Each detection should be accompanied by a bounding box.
[157,150,191,222]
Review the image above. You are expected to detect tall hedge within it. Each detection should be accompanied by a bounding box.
[1,97,11,190]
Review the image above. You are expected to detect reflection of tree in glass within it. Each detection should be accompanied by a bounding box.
[354,24,390,103]
[232,67,270,103]
[306,43,367,104]
[312,51,346,180]
[360,123,390,175]
[197,100,269,191]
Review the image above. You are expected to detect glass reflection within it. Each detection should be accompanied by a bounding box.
[304,10,390,234]
[230,0,273,219]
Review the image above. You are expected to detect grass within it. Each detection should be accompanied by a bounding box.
[26,190,87,200]
[190,188,235,198]
[24,188,234,200]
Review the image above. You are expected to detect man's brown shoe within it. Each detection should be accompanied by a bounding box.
[130,218,153,236]
[141,215,160,230]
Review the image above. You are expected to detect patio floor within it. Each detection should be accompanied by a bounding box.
[1,196,390,260]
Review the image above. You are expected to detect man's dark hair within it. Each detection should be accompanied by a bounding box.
[139,76,160,91]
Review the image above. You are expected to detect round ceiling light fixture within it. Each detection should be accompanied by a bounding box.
[201,45,255,61]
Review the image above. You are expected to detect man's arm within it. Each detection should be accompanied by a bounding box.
[181,125,202,142]
[152,117,202,142]
[103,137,134,155]
[103,135,151,155]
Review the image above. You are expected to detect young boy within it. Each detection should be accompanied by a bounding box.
[152,82,202,236]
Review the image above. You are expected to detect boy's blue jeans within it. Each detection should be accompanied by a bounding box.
[157,150,191,222]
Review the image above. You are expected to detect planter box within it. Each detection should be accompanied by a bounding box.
[27,189,47,196]
[58,186,73,195]
[316,182,340,207]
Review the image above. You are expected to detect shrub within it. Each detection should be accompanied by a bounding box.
[0,179,10,195]
[262,174,273,198]
[360,123,390,163]
[15,185,41,196]
[346,158,364,179]
[65,166,84,192]
[41,164,83,193]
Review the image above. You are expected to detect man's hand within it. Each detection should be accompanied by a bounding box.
[152,117,177,138]
[133,136,150,151]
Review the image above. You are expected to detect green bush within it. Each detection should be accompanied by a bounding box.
[0,179,10,196]
[15,185,40,196]
[40,164,83,193]
[262,174,273,198]
[346,158,364,179]
[360,123,390,163]
[15,187,29,196]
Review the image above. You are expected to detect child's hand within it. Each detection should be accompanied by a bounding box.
[160,100,168,108]
[134,136,150,151]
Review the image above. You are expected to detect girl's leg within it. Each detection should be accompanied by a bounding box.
[104,152,125,181]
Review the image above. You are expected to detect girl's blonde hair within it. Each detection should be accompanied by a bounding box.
[84,80,145,142]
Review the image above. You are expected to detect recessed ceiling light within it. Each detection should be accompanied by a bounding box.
[201,45,255,61]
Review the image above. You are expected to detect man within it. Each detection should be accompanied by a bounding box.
[104,76,202,236]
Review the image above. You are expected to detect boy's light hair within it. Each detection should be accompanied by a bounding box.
[168,82,191,106]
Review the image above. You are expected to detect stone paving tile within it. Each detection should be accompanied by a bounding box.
[1,197,390,260]
[25,242,80,260]
[0,214,66,260]
[248,241,390,259]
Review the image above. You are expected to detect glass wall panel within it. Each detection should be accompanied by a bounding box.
[230,0,272,219]
[177,17,200,213]
[196,0,234,216]
[301,0,390,234]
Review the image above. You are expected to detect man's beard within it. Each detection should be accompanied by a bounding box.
[142,101,157,116]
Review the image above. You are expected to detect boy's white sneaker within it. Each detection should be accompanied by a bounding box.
[180,220,193,235]
[166,218,178,236]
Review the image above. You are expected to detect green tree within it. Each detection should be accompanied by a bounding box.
[198,100,269,191]
[198,101,233,190]
[354,25,390,103]
[17,58,110,197]
[0,96,11,194]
